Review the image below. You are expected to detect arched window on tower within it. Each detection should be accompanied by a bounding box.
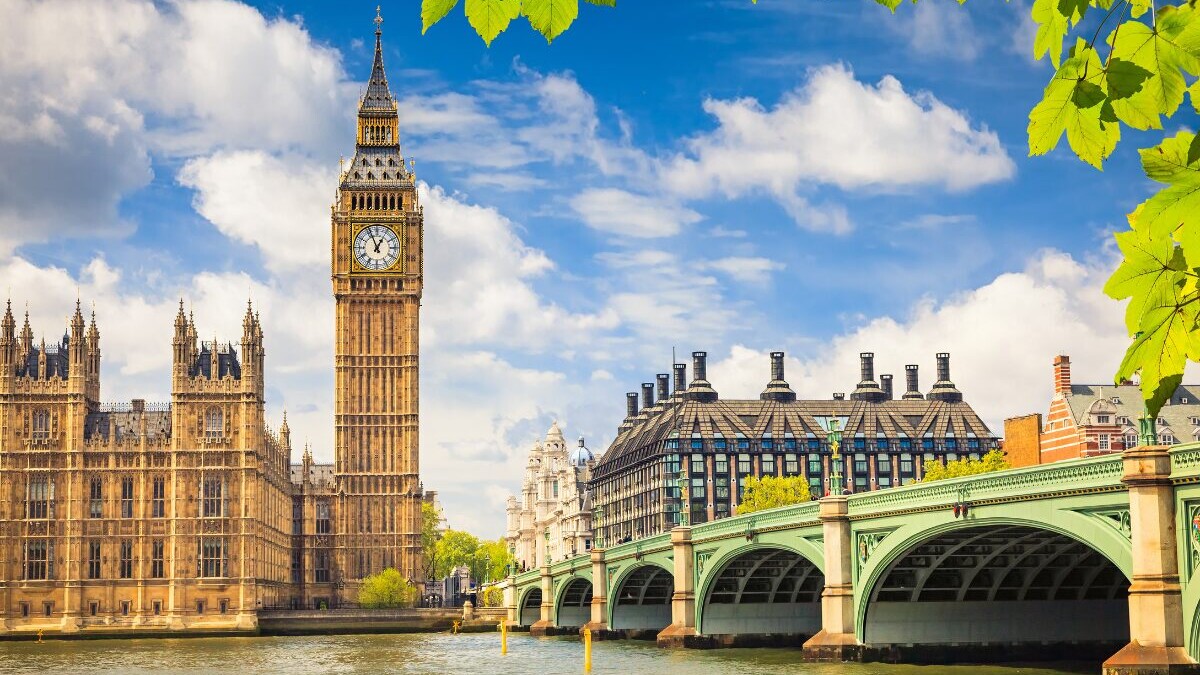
[205,407,223,440]
[31,409,50,440]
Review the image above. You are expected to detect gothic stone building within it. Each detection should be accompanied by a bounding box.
[0,302,294,633]
[0,17,424,634]
[505,423,595,572]
[592,351,1000,545]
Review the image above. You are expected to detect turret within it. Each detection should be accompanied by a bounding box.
[1,300,14,368]
[760,351,797,402]
[850,352,887,402]
[684,351,718,402]
[926,352,963,403]
[280,410,291,450]
[68,299,86,381]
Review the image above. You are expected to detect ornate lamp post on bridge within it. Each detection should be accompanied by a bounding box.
[827,418,845,496]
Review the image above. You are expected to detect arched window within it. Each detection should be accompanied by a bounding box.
[382,172,388,180]
[388,158,395,167]
[31,409,50,440]
[367,172,374,180]
[205,408,223,439]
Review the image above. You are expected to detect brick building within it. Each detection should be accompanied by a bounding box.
[1005,354,1200,468]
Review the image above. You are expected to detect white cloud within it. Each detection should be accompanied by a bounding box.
[704,256,785,285]
[890,0,983,62]
[570,188,702,238]
[0,0,355,249]
[707,248,1129,433]
[179,151,336,272]
[662,64,1015,230]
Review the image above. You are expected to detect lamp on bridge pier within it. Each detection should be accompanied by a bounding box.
[827,418,845,496]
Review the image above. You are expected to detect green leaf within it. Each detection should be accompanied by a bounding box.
[1107,8,1200,128]
[1104,219,1188,333]
[1114,277,1198,417]
[1058,0,1087,22]
[523,0,579,43]
[1105,58,1154,100]
[1028,42,1119,168]
[465,0,520,46]
[1189,133,1200,167]
[1138,132,1200,263]
[1190,79,1200,114]
[421,0,460,33]
[1130,0,1152,18]
[876,0,904,11]
[1033,0,1071,67]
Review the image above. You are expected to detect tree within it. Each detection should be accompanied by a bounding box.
[433,529,481,579]
[479,585,505,607]
[472,538,516,583]
[419,0,1200,422]
[420,501,444,580]
[921,449,1010,483]
[358,568,417,608]
[736,475,812,515]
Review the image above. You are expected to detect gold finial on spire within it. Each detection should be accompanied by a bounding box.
[375,6,383,32]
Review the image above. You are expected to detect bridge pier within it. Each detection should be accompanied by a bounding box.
[657,527,713,648]
[802,495,864,661]
[581,548,618,639]
[503,575,517,625]
[529,565,556,637]
[1103,446,1200,675]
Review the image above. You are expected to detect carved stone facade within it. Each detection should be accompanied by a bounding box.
[329,18,424,590]
[0,17,425,633]
[0,301,294,634]
[505,423,595,571]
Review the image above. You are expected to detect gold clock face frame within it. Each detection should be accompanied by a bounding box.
[352,223,404,273]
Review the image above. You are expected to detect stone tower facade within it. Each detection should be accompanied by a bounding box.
[331,16,423,586]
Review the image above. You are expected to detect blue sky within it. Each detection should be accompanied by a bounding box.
[1,0,1191,535]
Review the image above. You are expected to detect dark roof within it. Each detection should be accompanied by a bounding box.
[190,342,241,379]
[19,339,70,380]
[85,408,172,442]
[361,27,395,113]
[593,396,996,479]
[1064,383,1200,439]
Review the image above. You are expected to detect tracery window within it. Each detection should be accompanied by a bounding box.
[120,476,134,518]
[25,539,51,580]
[202,477,224,518]
[89,477,103,518]
[205,407,223,439]
[198,537,227,578]
[31,409,50,439]
[27,475,52,519]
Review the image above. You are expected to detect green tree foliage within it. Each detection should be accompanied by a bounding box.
[921,449,1011,483]
[420,501,444,580]
[418,0,1200,418]
[434,529,481,579]
[736,475,812,515]
[479,585,505,607]
[358,568,417,608]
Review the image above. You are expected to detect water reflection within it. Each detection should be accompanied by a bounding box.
[0,633,1094,675]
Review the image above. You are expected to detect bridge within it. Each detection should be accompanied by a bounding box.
[503,445,1200,673]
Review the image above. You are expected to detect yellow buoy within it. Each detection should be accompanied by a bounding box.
[452,620,460,634]
[583,628,592,672]
[500,620,508,655]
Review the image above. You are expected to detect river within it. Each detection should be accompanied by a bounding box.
[0,632,1101,674]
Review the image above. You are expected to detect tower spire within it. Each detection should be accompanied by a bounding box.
[361,6,395,114]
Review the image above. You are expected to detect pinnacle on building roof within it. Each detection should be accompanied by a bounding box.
[361,7,396,113]
[546,420,564,443]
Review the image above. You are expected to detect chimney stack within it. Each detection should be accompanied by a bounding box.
[851,351,887,402]
[1053,355,1072,396]
[656,373,670,404]
[903,364,923,400]
[881,374,894,400]
[927,352,963,403]
[684,351,719,402]
[833,392,845,401]
[761,351,797,402]
[641,382,655,412]
[672,363,687,399]
[625,392,638,419]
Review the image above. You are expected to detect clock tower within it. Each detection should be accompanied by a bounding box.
[331,10,423,585]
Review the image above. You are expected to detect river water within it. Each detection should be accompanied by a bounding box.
[0,633,1094,674]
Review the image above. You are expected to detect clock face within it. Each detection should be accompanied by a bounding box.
[354,224,401,271]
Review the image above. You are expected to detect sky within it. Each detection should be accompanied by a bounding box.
[1,0,1193,536]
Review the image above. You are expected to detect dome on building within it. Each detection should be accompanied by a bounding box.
[569,436,594,467]
[546,421,565,444]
